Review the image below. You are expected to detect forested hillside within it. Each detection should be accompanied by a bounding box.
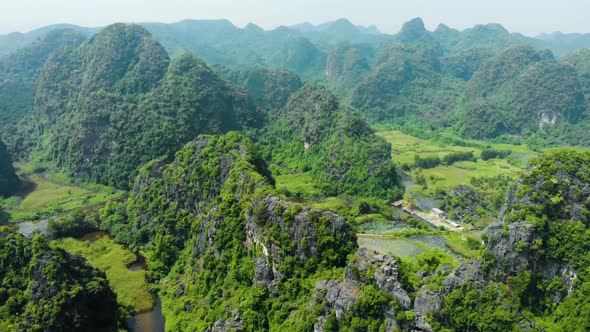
[0,140,19,197]
[30,23,260,188]
[0,29,86,155]
[2,15,590,332]
[100,132,358,330]
[258,85,402,198]
[425,150,590,331]
[217,66,303,110]
[0,230,120,331]
[3,18,590,148]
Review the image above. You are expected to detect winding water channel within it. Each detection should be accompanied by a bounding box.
[82,232,166,332]
[16,224,166,332]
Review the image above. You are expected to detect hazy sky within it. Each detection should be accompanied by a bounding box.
[2,0,590,36]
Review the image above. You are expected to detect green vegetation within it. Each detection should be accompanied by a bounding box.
[325,42,371,99]
[217,66,303,110]
[0,29,87,154]
[379,130,533,200]
[1,164,122,221]
[461,46,586,140]
[258,85,403,200]
[3,17,590,332]
[30,23,260,189]
[481,148,511,160]
[0,140,19,197]
[47,209,98,238]
[0,229,120,331]
[432,150,590,331]
[99,132,358,331]
[52,234,155,314]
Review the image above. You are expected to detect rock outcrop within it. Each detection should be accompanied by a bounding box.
[247,195,356,288]
[312,248,413,331]
[442,185,489,223]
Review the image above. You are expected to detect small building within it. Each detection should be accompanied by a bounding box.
[447,220,461,228]
[432,208,446,218]
[392,200,405,207]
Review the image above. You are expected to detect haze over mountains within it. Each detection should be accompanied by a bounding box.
[2,17,590,57]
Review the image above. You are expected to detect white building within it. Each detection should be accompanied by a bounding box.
[432,208,446,218]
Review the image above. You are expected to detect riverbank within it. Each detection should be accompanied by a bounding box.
[51,232,155,313]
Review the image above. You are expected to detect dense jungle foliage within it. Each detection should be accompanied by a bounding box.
[99,132,359,330]
[1,16,590,332]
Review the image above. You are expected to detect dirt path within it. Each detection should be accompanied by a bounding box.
[357,233,397,238]
[405,208,465,231]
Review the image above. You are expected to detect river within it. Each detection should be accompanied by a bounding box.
[79,231,166,332]
[16,226,166,332]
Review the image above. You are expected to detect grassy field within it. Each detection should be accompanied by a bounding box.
[274,172,359,215]
[2,164,123,221]
[275,172,323,198]
[377,130,538,196]
[52,235,155,313]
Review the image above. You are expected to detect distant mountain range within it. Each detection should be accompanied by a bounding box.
[2,17,590,58]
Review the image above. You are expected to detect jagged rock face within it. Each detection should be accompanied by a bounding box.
[344,248,412,309]
[484,221,538,278]
[103,132,361,331]
[442,185,488,223]
[246,195,357,287]
[311,248,412,330]
[127,133,272,262]
[483,151,590,291]
[414,286,442,316]
[205,309,242,332]
[442,259,486,292]
[313,280,360,319]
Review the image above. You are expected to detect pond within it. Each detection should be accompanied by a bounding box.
[358,220,411,234]
[358,237,424,257]
[125,296,165,332]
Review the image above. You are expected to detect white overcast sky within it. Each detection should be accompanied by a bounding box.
[1,0,589,36]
